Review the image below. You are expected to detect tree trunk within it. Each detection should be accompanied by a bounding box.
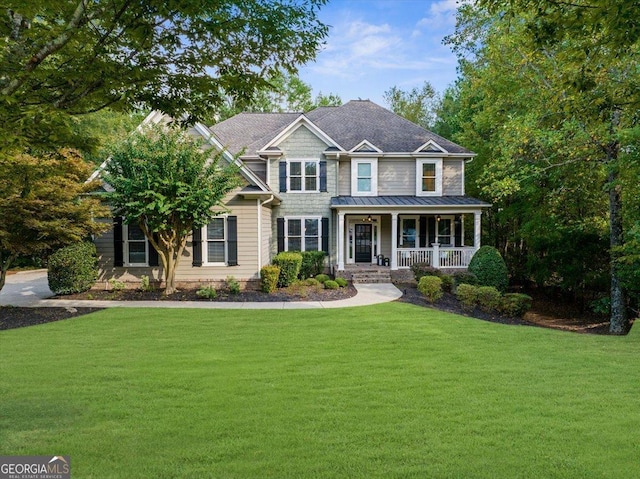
[0,253,17,292]
[607,167,628,334]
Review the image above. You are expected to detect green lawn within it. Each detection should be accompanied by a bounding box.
[1,304,639,478]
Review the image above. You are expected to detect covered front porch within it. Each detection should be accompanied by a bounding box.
[331,196,490,271]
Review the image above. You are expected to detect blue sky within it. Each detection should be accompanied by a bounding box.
[298,0,461,106]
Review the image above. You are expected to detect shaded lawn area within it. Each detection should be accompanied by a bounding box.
[1,304,638,478]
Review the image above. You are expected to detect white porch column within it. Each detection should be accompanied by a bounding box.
[391,213,398,270]
[337,212,345,271]
[474,210,482,251]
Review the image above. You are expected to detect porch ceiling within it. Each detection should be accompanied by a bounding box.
[330,195,491,208]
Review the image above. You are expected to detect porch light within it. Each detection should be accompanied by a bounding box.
[436,215,441,222]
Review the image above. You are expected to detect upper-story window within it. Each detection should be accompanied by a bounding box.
[124,223,148,266]
[416,159,443,196]
[288,160,318,192]
[351,158,378,196]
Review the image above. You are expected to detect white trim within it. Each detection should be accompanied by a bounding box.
[435,215,455,246]
[201,216,228,266]
[414,140,448,154]
[416,158,443,196]
[285,158,320,193]
[346,215,381,264]
[282,216,323,252]
[261,115,344,151]
[399,215,420,248]
[123,223,149,267]
[350,140,382,153]
[351,158,378,196]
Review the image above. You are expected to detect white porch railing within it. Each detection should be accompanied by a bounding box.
[396,246,476,269]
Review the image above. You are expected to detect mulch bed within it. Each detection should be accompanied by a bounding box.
[0,282,624,335]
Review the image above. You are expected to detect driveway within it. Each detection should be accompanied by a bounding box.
[0,270,53,306]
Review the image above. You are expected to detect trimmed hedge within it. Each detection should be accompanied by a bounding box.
[335,277,348,288]
[417,275,443,303]
[440,274,454,293]
[315,274,330,284]
[260,265,280,293]
[500,293,533,317]
[324,280,339,290]
[272,252,302,287]
[476,286,502,312]
[299,251,326,279]
[453,271,479,288]
[456,283,478,311]
[468,246,509,292]
[48,242,98,295]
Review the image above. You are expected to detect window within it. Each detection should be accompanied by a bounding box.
[205,217,226,264]
[288,160,318,192]
[437,217,453,245]
[416,159,443,196]
[284,217,321,251]
[124,223,148,266]
[351,159,378,196]
[400,217,417,248]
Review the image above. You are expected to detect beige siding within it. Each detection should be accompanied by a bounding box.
[244,159,267,183]
[443,160,464,196]
[378,158,415,195]
[261,204,272,266]
[338,159,351,196]
[95,190,269,286]
[379,215,392,258]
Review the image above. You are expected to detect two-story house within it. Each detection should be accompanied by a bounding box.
[94,100,490,287]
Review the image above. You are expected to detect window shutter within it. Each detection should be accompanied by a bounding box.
[113,216,124,267]
[192,227,203,267]
[321,217,329,253]
[227,216,238,266]
[419,216,427,249]
[319,160,327,192]
[428,217,436,247]
[277,218,285,253]
[148,233,159,267]
[455,216,463,247]
[279,161,287,193]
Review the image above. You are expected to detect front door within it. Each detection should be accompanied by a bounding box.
[354,224,372,263]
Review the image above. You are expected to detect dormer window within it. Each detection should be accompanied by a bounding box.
[416,159,443,196]
[351,158,378,196]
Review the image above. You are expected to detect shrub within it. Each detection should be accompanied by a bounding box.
[324,280,339,290]
[335,277,348,288]
[108,278,126,291]
[260,265,280,293]
[272,252,302,287]
[453,271,479,288]
[140,275,154,292]
[500,293,533,317]
[476,286,502,312]
[440,274,454,293]
[456,283,479,310]
[468,246,509,292]
[315,273,330,284]
[48,242,98,295]
[417,275,443,303]
[225,275,240,294]
[299,251,326,279]
[304,278,321,287]
[411,262,441,281]
[196,285,217,300]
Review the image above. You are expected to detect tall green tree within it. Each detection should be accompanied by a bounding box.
[0,1,328,153]
[446,1,640,333]
[0,149,110,291]
[104,125,242,295]
[383,81,439,130]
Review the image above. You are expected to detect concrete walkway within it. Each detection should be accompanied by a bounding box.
[0,270,402,309]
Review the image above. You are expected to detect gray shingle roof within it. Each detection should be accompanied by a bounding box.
[330,196,491,208]
[209,100,473,157]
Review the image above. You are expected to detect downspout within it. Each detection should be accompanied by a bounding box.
[258,195,275,277]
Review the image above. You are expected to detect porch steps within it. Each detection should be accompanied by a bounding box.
[350,269,392,284]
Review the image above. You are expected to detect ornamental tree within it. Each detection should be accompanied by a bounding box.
[0,149,110,291]
[104,125,241,295]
